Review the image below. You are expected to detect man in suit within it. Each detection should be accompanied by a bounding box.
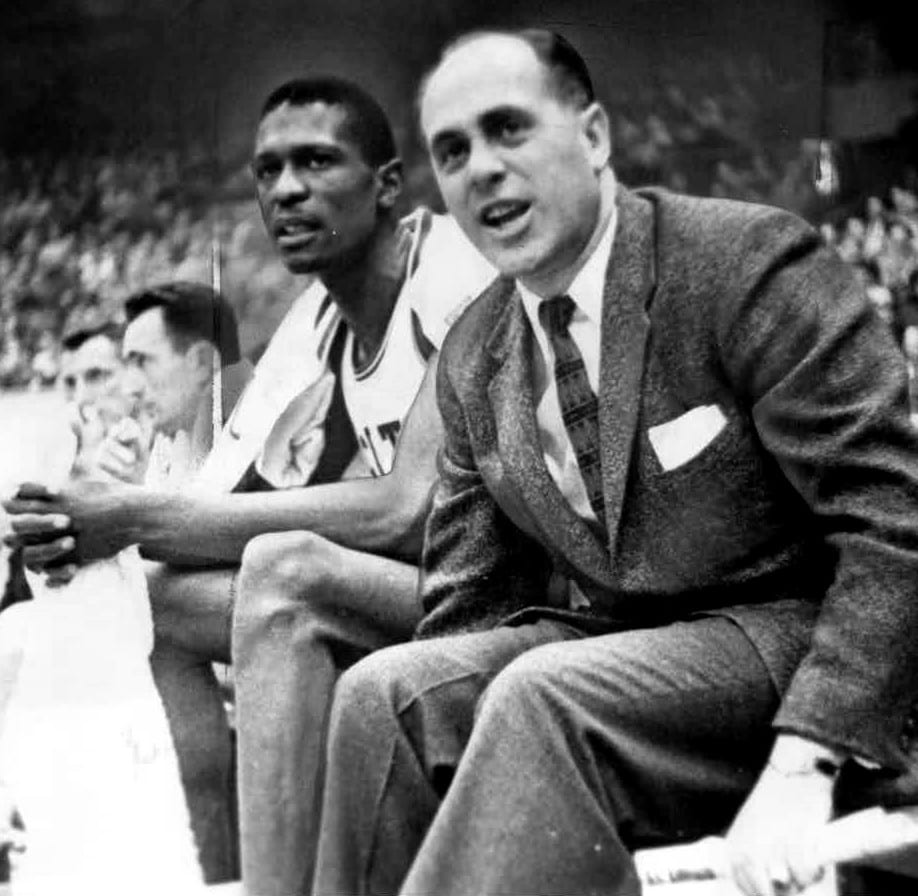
[312,29,918,896]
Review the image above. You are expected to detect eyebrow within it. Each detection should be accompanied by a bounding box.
[430,128,465,153]
[253,140,344,163]
[430,104,530,147]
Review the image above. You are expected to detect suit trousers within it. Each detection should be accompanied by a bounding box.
[313,614,782,896]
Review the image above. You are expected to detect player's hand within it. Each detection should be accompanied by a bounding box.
[2,479,141,565]
[1,495,75,573]
[726,734,838,895]
[91,419,150,485]
[72,403,107,456]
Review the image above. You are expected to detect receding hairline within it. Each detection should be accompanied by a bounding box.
[418,28,594,116]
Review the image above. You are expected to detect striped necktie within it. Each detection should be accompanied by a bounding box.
[539,294,606,528]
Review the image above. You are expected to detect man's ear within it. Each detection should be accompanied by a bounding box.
[376,158,404,211]
[579,102,611,173]
[187,340,216,384]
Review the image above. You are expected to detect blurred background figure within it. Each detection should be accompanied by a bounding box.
[119,282,246,489]
[56,310,147,481]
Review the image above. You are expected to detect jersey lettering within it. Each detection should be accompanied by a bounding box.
[378,420,401,449]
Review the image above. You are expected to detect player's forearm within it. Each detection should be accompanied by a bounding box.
[137,473,430,564]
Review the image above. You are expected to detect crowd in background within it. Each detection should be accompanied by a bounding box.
[1,53,917,390]
[0,150,297,389]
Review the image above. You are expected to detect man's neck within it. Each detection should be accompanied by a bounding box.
[520,171,617,299]
[319,218,409,363]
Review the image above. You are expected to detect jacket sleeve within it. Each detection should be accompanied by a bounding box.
[717,213,918,769]
[416,343,552,639]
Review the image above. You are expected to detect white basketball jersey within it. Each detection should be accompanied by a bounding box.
[340,208,495,476]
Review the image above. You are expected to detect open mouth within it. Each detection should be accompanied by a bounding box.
[479,200,531,231]
[274,218,322,245]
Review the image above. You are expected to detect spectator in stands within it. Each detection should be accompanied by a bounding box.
[4,76,494,892]
[312,28,918,896]
[851,258,896,332]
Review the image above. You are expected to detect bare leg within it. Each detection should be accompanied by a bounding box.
[233,531,421,896]
[146,562,237,883]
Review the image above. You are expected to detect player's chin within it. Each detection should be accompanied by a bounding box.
[279,247,329,275]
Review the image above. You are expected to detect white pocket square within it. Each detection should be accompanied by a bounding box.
[648,405,727,472]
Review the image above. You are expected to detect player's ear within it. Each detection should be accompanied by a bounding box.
[375,158,403,211]
[187,340,215,383]
[579,102,611,173]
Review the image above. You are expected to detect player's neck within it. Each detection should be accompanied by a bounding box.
[321,217,408,362]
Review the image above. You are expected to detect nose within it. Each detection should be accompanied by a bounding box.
[121,366,145,400]
[467,139,505,188]
[273,161,309,205]
[73,377,95,412]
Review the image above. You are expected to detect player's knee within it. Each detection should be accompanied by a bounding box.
[239,530,337,597]
[234,532,337,647]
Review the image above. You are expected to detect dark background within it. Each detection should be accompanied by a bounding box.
[2,0,916,368]
[2,0,915,180]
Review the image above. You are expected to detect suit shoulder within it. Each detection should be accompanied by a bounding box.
[638,187,817,262]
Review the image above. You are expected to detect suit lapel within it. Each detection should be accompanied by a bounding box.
[598,188,656,559]
[486,281,614,587]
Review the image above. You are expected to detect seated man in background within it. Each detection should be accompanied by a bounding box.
[116,281,249,489]
[313,29,918,896]
[0,281,244,840]
[5,76,494,892]
[57,311,146,483]
[2,312,142,604]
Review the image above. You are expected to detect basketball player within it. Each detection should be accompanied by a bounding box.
[5,75,495,892]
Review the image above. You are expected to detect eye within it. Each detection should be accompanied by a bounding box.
[495,115,527,145]
[293,149,337,172]
[252,158,280,184]
[434,138,469,173]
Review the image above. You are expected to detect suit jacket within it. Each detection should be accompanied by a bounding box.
[419,186,918,771]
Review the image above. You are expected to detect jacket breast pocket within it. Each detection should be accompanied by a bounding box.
[647,404,733,479]
[628,407,799,587]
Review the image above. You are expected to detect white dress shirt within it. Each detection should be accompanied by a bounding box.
[518,204,617,524]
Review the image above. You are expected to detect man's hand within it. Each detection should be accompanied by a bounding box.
[1,495,74,574]
[90,419,150,485]
[2,480,142,569]
[726,734,840,895]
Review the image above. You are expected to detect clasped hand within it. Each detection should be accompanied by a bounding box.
[2,479,140,582]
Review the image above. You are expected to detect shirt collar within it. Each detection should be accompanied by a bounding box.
[518,190,617,331]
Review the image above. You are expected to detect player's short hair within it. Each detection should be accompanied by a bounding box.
[124,282,241,365]
[259,76,397,168]
[61,313,122,352]
[420,28,595,112]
